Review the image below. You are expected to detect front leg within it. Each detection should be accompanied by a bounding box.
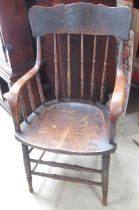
[22,144,33,193]
[102,154,110,206]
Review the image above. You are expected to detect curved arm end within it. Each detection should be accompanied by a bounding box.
[110,69,126,124]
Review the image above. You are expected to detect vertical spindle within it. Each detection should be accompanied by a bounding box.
[100,36,109,103]
[54,34,59,100]
[19,91,28,122]
[117,39,123,70]
[91,36,97,100]
[27,80,36,113]
[80,34,84,98]
[67,34,71,97]
[36,73,45,104]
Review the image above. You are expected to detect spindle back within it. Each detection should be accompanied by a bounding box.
[28,3,132,103]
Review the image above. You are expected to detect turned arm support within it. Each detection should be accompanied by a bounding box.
[8,37,41,132]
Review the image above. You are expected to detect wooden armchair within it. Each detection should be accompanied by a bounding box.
[8,3,132,206]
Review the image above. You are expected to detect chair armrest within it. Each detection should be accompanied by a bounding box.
[110,68,126,124]
[110,32,134,123]
[9,64,39,98]
[8,64,40,132]
[8,37,42,132]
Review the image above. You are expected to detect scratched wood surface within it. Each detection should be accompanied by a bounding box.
[8,3,132,205]
[16,101,115,154]
[33,0,116,102]
[29,3,131,39]
[29,3,131,102]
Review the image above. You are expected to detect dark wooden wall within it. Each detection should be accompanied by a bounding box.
[0,0,35,112]
[0,0,34,81]
[36,0,116,6]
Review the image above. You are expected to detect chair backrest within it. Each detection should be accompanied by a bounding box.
[29,3,132,103]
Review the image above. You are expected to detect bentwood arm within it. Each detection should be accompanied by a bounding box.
[110,66,126,124]
[8,37,42,132]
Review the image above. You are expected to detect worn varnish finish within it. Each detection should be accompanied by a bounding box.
[29,4,131,39]
[35,0,116,6]
[16,102,115,154]
[8,3,132,206]
[32,0,116,102]
[0,0,35,112]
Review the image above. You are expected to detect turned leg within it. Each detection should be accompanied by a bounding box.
[22,144,33,193]
[102,154,110,206]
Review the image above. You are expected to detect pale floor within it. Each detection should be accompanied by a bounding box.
[0,87,139,210]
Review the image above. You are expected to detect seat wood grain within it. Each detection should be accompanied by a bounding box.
[15,101,115,155]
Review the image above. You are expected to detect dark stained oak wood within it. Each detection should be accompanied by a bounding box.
[33,1,117,102]
[22,144,33,193]
[32,171,102,186]
[36,0,116,7]
[15,101,115,155]
[8,3,132,206]
[29,3,132,39]
[102,154,110,206]
[0,0,35,111]
[8,37,42,131]
[30,158,102,173]
[0,0,34,76]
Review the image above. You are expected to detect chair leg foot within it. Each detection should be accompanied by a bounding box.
[28,178,33,193]
[22,144,33,193]
[102,154,110,206]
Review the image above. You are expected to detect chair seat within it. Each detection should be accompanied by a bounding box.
[15,102,115,155]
